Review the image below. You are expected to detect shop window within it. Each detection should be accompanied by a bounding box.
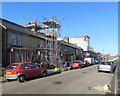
[12,33,16,45]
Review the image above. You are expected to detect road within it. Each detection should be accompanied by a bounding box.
[2,64,114,94]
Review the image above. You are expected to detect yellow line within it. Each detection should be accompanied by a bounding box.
[94,86,111,93]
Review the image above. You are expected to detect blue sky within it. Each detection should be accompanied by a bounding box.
[2,2,118,56]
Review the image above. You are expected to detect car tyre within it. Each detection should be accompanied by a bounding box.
[41,71,47,77]
[18,75,25,83]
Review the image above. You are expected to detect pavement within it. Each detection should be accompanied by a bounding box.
[2,65,114,94]
[115,61,120,95]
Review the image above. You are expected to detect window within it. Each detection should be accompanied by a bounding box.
[79,61,83,64]
[28,52,31,62]
[38,40,40,48]
[15,51,20,63]
[17,35,21,46]
[101,62,111,65]
[30,63,39,68]
[38,40,44,48]
[48,42,50,48]
[72,61,78,63]
[41,53,44,62]
[12,33,16,45]
[20,64,29,69]
[6,64,18,70]
[21,51,26,62]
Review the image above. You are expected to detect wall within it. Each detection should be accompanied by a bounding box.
[69,36,90,51]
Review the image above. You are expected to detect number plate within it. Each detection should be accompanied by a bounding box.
[73,65,76,67]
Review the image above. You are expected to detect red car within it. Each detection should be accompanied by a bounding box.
[4,62,47,82]
[71,60,85,69]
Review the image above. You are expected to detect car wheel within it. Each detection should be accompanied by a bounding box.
[18,75,25,83]
[41,71,47,77]
[71,67,73,70]
[86,64,88,67]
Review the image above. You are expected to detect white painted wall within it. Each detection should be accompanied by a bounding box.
[69,36,90,51]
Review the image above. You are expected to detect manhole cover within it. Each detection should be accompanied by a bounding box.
[53,81,62,85]
[82,72,87,73]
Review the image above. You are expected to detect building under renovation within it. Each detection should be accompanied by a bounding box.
[1,16,84,68]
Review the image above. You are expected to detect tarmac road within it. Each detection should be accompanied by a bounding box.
[2,64,114,94]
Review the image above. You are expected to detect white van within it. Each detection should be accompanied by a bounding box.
[84,58,95,65]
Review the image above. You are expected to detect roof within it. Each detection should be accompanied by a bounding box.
[0,18,53,41]
[58,40,83,50]
[69,35,90,39]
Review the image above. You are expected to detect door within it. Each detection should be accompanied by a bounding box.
[19,63,31,78]
[29,63,42,77]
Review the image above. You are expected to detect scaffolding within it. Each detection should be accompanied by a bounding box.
[41,16,62,67]
[24,16,63,67]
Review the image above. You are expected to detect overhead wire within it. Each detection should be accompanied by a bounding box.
[86,2,116,26]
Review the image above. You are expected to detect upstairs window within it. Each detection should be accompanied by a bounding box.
[38,40,40,48]
[12,33,16,45]
[17,35,21,46]
[12,33,21,46]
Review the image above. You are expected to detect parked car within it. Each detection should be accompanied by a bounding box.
[4,62,47,82]
[84,60,91,67]
[97,61,115,73]
[84,58,95,65]
[71,60,84,69]
[108,59,117,68]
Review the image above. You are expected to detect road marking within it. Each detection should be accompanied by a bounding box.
[94,86,111,93]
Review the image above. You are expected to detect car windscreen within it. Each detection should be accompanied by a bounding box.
[6,64,18,70]
[100,62,111,65]
[71,61,78,63]
[79,61,83,63]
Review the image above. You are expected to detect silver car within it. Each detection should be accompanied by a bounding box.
[97,61,114,73]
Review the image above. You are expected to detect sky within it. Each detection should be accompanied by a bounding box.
[2,2,118,56]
